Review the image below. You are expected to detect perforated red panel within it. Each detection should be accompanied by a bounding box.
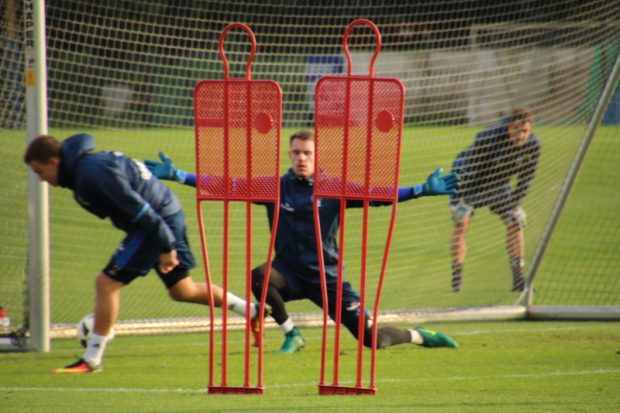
[314,76,404,201]
[194,79,281,201]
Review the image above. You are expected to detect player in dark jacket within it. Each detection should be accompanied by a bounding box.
[450,108,540,292]
[147,130,461,353]
[24,134,259,373]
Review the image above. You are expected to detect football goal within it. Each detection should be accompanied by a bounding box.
[1,0,619,351]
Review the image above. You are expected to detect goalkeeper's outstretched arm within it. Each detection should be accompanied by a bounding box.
[145,152,196,187]
[145,153,460,201]
[397,168,460,201]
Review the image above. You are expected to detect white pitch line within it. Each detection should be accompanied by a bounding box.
[0,386,205,394]
[453,325,581,336]
[404,368,620,382]
[3,368,618,394]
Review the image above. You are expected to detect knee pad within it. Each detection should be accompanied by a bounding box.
[450,199,474,223]
[505,206,526,229]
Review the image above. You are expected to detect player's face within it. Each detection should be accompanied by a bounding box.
[28,158,60,186]
[508,120,532,147]
[289,138,315,179]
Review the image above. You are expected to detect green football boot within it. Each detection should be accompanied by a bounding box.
[415,327,459,348]
[279,327,305,353]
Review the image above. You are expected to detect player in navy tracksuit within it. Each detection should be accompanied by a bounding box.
[24,133,257,373]
[147,130,460,353]
[449,108,540,292]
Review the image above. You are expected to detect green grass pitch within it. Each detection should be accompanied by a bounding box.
[2,125,619,411]
[1,321,619,412]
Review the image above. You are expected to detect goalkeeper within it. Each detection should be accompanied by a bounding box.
[146,130,460,354]
[449,108,540,292]
[24,134,262,374]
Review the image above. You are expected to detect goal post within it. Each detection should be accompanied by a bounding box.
[0,0,50,353]
[1,1,619,351]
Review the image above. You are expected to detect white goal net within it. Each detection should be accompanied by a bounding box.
[1,0,619,346]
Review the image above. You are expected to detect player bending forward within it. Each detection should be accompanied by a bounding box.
[450,108,540,292]
[25,134,262,373]
[147,130,461,354]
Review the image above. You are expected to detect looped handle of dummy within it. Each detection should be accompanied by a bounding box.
[219,23,257,80]
[343,19,382,78]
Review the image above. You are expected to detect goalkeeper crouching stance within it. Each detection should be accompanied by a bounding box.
[24,134,262,374]
[449,108,540,292]
[146,130,460,354]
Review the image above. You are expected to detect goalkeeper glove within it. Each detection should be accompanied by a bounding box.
[414,168,460,197]
[144,152,188,183]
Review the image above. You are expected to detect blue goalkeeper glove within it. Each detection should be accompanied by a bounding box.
[414,168,460,197]
[144,152,187,183]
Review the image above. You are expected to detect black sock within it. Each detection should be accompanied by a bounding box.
[452,262,463,291]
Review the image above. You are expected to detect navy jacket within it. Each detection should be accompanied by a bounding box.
[452,118,540,205]
[59,134,181,252]
[265,170,342,280]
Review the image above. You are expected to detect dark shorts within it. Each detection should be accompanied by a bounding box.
[450,184,517,221]
[451,149,517,219]
[273,259,369,336]
[103,210,197,288]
